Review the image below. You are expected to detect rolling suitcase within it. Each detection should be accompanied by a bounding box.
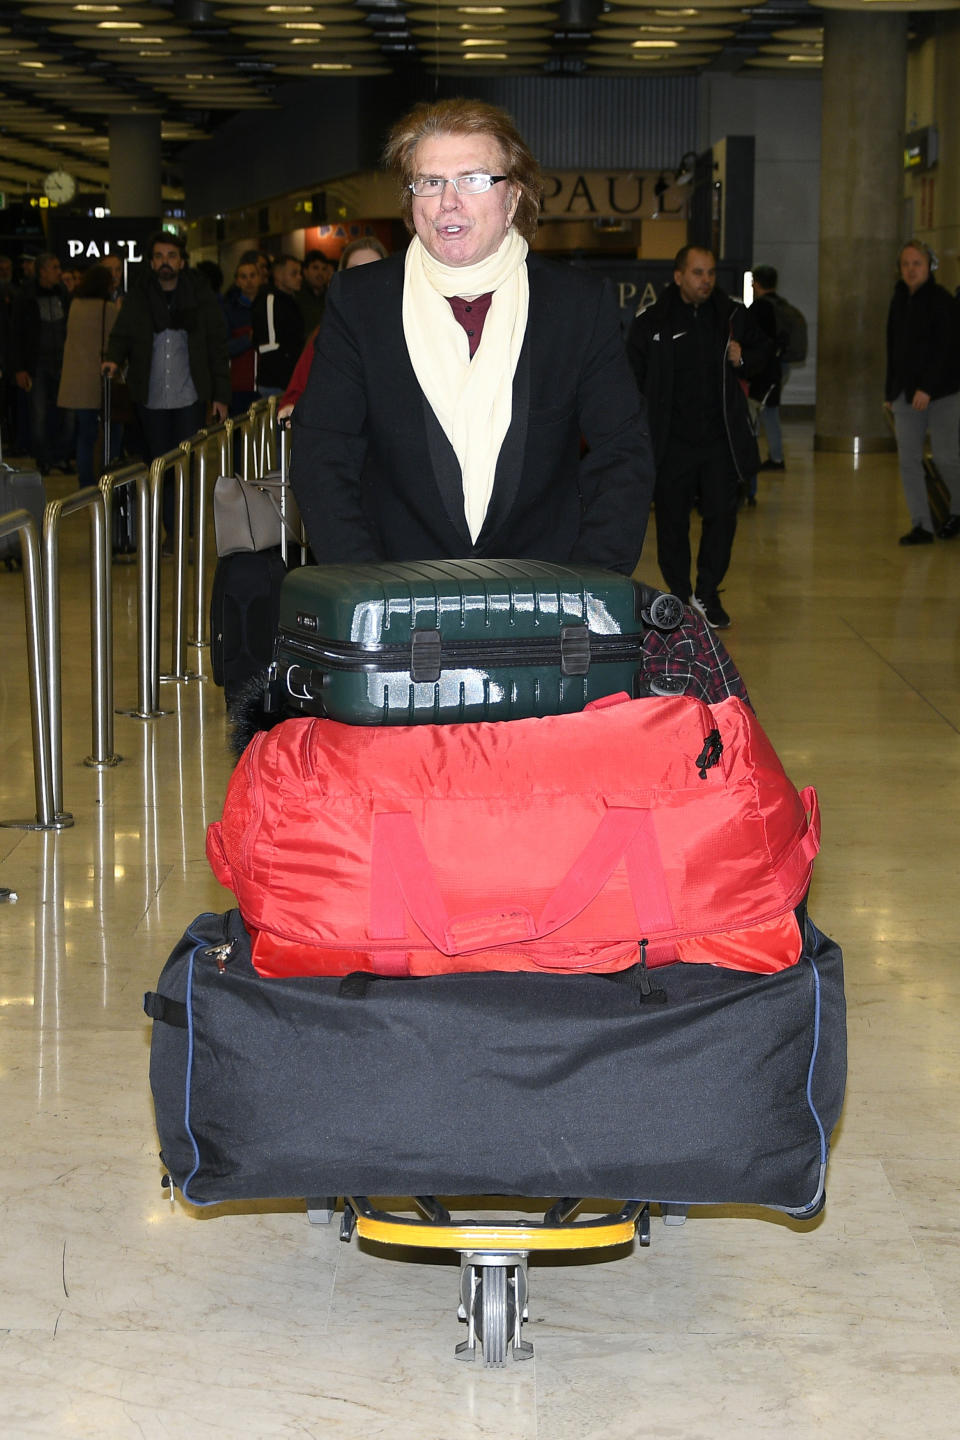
[210,546,288,705]
[269,559,688,725]
[923,451,950,532]
[0,432,44,570]
[144,906,846,1215]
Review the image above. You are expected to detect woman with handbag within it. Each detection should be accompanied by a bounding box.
[57,264,122,489]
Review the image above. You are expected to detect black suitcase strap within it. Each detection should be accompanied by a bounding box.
[144,991,188,1029]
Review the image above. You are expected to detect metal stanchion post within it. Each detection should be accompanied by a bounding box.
[41,485,117,822]
[100,464,161,721]
[241,411,253,482]
[191,432,209,650]
[188,421,226,653]
[83,485,116,769]
[277,419,308,566]
[148,447,192,701]
[0,511,64,831]
[161,444,198,684]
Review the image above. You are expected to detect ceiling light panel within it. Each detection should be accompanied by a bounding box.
[606,0,745,7]
[409,22,548,38]
[771,27,823,42]
[597,20,733,38]
[228,21,373,36]
[402,0,558,8]
[744,55,822,68]
[406,4,554,19]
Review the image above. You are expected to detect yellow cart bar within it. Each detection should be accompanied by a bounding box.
[333,1196,651,1366]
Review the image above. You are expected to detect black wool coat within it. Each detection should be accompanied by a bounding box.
[291,250,655,575]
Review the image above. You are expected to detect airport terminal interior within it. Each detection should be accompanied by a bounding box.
[2,0,960,1434]
[2,420,959,1436]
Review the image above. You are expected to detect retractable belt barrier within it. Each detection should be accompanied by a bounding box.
[99,462,156,719]
[1,398,292,833]
[41,485,116,821]
[0,509,62,831]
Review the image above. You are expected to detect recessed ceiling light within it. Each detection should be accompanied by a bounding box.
[464,51,507,59]
[632,38,677,46]
[97,19,142,27]
[282,21,325,27]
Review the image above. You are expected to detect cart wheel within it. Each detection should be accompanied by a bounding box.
[477,1265,509,1368]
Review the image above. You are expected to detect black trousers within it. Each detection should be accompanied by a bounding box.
[137,401,204,539]
[654,438,740,601]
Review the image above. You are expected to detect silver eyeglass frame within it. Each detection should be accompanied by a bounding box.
[408,174,508,198]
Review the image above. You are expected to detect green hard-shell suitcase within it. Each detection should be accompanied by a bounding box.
[266,559,686,726]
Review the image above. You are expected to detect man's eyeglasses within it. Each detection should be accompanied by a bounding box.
[408,173,507,198]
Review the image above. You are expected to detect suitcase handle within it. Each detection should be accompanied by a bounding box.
[368,806,676,974]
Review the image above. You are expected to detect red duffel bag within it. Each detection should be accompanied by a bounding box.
[206,693,820,980]
[208,694,817,979]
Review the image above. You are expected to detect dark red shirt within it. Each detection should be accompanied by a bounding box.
[446,292,493,358]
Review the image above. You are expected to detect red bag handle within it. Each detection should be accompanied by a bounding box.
[797,786,821,862]
[369,807,676,975]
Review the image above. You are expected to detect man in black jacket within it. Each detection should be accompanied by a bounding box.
[884,239,960,544]
[292,97,654,575]
[627,246,772,628]
[103,231,229,546]
[103,231,229,455]
[252,255,305,397]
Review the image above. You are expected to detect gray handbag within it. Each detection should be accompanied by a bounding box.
[213,472,302,557]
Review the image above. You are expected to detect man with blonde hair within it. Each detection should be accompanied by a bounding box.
[292,97,654,572]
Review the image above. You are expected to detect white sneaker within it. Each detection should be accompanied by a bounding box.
[689,592,731,630]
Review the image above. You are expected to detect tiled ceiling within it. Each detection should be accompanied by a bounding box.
[0,0,925,199]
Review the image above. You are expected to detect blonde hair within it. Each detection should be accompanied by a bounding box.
[339,236,389,270]
[383,97,543,244]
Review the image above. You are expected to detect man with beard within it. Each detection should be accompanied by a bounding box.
[103,231,229,547]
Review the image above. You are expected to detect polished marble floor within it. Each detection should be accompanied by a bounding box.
[1,423,959,1438]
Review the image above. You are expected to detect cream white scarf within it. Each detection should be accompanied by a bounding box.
[402,228,529,543]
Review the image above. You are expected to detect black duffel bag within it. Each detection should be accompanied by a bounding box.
[145,909,845,1215]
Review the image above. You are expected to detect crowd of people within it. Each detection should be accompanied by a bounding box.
[0,229,387,552]
[0,231,386,470]
[3,96,959,618]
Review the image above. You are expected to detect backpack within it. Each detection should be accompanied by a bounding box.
[206,693,821,981]
[769,293,808,364]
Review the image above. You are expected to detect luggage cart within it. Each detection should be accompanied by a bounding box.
[307,1194,654,1367]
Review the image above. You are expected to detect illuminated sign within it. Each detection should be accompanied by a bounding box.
[904,127,938,173]
[47,215,160,286]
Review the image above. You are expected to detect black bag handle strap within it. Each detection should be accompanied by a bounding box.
[143,991,188,1028]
